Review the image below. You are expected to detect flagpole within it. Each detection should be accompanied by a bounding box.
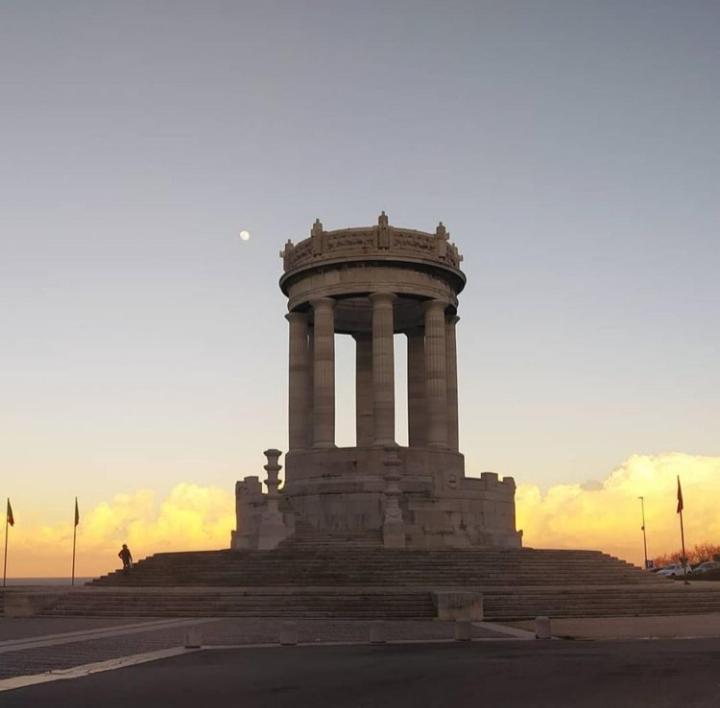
[3,503,8,588]
[70,525,77,585]
[71,497,79,586]
[638,496,648,569]
[679,507,689,585]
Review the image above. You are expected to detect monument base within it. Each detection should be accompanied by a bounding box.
[235,447,522,550]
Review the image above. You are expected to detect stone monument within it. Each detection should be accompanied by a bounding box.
[232,213,522,550]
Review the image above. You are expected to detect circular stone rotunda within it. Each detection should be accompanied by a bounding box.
[231,212,522,551]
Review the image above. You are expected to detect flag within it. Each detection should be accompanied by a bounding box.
[676,476,684,514]
[6,499,14,527]
[74,498,80,527]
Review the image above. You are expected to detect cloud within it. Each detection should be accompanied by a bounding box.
[517,453,720,565]
[8,483,235,578]
[7,453,719,578]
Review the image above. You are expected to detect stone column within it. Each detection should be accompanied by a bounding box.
[306,328,314,447]
[286,311,310,451]
[406,327,426,447]
[311,298,336,448]
[370,292,396,446]
[424,299,448,448]
[354,333,374,447]
[446,315,460,451]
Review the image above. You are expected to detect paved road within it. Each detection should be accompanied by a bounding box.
[0,618,510,679]
[3,638,720,708]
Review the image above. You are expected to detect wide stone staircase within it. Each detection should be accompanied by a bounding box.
[5,546,714,620]
[89,547,662,589]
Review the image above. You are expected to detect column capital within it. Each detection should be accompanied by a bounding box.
[310,297,336,310]
[285,310,308,323]
[405,325,424,338]
[369,291,397,305]
[423,299,447,314]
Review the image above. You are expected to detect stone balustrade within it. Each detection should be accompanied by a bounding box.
[280,212,464,274]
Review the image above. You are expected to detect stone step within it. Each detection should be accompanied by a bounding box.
[84,545,705,622]
[17,585,720,621]
[20,589,436,619]
[93,571,662,583]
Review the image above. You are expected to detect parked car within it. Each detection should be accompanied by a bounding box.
[692,561,720,575]
[657,563,692,578]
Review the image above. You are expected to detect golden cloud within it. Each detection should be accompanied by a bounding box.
[6,453,718,578]
[7,483,235,578]
[517,453,720,565]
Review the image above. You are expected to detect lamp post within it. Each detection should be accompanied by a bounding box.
[638,496,649,569]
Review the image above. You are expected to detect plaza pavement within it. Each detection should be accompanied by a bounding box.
[0,616,517,681]
[2,614,720,706]
[2,635,720,708]
[512,612,720,640]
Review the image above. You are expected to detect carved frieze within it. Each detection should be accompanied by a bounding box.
[281,213,463,273]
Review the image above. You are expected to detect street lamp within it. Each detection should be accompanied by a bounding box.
[638,496,649,569]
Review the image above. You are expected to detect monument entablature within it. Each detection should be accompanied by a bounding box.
[280,211,464,279]
[232,212,522,551]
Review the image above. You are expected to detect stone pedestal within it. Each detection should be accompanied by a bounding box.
[257,449,288,550]
[382,451,406,549]
[432,591,484,621]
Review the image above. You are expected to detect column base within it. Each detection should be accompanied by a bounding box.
[257,510,288,551]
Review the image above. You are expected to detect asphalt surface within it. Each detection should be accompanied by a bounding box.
[0,618,510,679]
[3,638,720,708]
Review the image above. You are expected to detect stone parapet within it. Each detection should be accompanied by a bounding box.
[231,476,265,549]
[281,446,521,548]
[280,213,464,280]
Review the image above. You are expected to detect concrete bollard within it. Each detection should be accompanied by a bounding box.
[184,625,203,649]
[279,621,298,646]
[535,616,552,640]
[454,621,473,642]
[369,621,386,645]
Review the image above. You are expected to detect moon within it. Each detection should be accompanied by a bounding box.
[239,230,251,241]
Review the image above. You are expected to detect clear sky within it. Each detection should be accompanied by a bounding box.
[1,1,718,574]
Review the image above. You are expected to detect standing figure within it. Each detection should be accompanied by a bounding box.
[118,543,133,572]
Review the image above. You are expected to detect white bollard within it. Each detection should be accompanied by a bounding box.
[535,616,552,640]
[279,621,298,646]
[184,625,203,649]
[369,621,386,645]
[454,621,473,642]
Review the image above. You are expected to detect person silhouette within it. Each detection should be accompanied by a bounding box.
[118,544,133,572]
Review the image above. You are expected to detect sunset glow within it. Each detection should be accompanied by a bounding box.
[5,452,717,578]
